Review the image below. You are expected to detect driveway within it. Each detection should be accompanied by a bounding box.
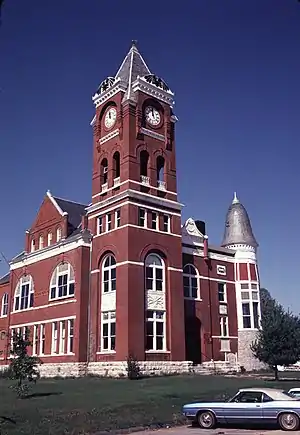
[132,426,284,435]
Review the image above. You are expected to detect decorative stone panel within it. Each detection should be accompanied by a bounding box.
[238,330,266,371]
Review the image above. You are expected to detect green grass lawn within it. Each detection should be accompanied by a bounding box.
[1,374,300,434]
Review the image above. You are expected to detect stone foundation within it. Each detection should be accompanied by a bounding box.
[38,362,87,378]
[238,330,266,371]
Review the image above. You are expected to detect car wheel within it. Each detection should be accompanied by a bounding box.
[278,412,300,431]
[197,410,216,429]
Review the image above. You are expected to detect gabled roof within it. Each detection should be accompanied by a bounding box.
[52,196,87,230]
[0,272,10,285]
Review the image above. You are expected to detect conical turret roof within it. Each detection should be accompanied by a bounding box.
[221,193,258,248]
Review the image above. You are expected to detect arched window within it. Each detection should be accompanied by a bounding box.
[156,156,165,182]
[183,264,200,299]
[47,231,53,246]
[145,254,164,292]
[140,150,149,177]
[113,151,120,180]
[101,158,108,185]
[14,275,34,311]
[31,239,36,252]
[39,234,44,250]
[56,227,62,242]
[1,293,8,317]
[50,262,75,300]
[102,255,116,293]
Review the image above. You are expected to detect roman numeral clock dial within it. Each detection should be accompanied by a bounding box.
[104,107,117,130]
[145,106,161,127]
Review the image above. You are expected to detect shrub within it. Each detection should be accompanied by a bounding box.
[126,354,142,380]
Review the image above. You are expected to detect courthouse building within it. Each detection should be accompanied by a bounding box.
[0,42,262,376]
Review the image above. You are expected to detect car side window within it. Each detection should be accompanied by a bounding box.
[235,392,263,403]
[262,393,273,403]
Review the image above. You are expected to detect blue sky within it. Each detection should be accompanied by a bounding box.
[0,1,299,309]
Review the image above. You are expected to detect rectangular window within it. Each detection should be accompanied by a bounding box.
[217,265,226,276]
[138,208,146,227]
[151,212,158,230]
[162,214,170,232]
[218,283,226,302]
[51,322,58,354]
[146,310,165,351]
[1,293,8,317]
[253,302,259,329]
[59,321,66,354]
[115,209,121,228]
[39,324,45,355]
[67,319,74,354]
[220,316,229,337]
[242,302,251,329]
[241,291,250,300]
[251,283,258,289]
[101,311,116,352]
[58,274,68,298]
[32,325,39,356]
[106,214,112,231]
[240,283,249,289]
[97,216,103,234]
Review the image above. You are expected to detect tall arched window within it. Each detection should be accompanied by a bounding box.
[47,231,53,246]
[39,234,44,250]
[1,293,8,317]
[140,150,149,177]
[101,158,108,185]
[50,262,75,300]
[113,151,120,180]
[31,239,36,252]
[102,255,116,293]
[14,275,34,311]
[156,156,165,182]
[183,264,200,299]
[145,254,164,292]
[56,227,62,242]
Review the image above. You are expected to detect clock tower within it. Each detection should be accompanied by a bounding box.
[86,41,185,365]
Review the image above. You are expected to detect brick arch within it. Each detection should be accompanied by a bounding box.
[96,245,119,269]
[139,243,170,265]
[96,150,110,165]
[141,98,164,114]
[135,142,150,159]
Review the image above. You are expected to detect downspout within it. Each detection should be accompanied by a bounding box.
[204,235,214,365]
[86,234,93,367]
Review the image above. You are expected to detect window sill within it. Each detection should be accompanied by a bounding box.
[0,315,7,318]
[49,294,75,302]
[184,297,202,302]
[96,351,116,355]
[11,307,34,314]
[145,350,170,353]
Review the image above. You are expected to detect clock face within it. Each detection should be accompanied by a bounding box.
[145,106,161,127]
[104,107,117,129]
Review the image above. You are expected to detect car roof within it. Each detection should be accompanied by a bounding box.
[239,387,297,400]
[289,388,300,392]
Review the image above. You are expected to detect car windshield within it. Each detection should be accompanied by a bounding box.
[282,390,296,398]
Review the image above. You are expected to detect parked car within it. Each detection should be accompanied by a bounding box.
[289,388,300,398]
[182,387,300,431]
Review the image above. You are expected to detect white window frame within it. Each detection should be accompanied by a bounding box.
[145,254,165,292]
[162,214,170,233]
[106,213,112,231]
[39,235,44,250]
[47,231,52,246]
[151,211,158,230]
[97,216,103,234]
[183,264,200,299]
[14,275,34,311]
[220,316,229,337]
[31,239,35,252]
[115,209,121,228]
[241,290,260,330]
[59,320,66,354]
[101,311,116,352]
[102,255,117,294]
[49,262,75,300]
[1,293,8,317]
[145,310,166,352]
[217,282,227,303]
[138,208,147,227]
[217,265,226,276]
[32,325,39,356]
[39,324,45,355]
[67,319,74,354]
[51,322,58,354]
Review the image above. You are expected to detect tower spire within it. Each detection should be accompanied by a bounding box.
[232,191,239,204]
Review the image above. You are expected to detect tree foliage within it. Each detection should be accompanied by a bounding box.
[251,288,300,379]
[9,329,41,397]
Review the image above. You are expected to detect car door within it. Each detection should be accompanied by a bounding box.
[225,391,263,424]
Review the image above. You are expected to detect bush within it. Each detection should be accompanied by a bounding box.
[126,354,142,380]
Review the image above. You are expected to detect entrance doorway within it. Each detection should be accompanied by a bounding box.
[185,317,202,364]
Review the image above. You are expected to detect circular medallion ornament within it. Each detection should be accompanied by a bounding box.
[104,107,117,129]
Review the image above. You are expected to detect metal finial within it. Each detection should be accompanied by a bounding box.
[232,191,239,204]
[131,39,138,48]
